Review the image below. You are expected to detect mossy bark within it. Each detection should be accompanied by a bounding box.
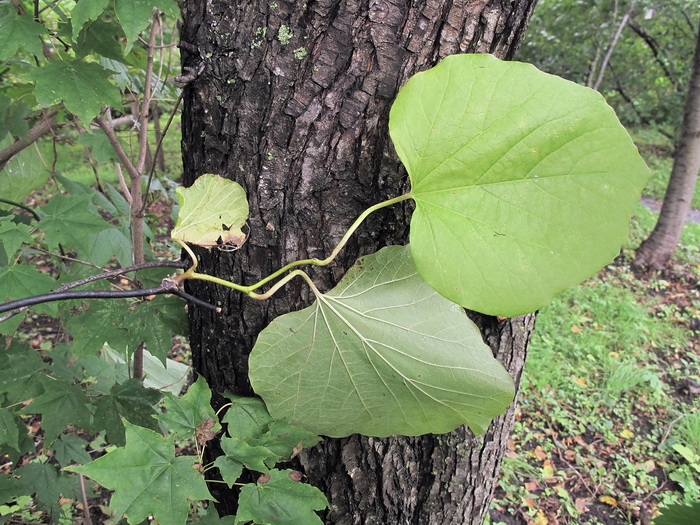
[180,1,537,522]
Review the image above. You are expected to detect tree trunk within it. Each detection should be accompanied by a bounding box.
[591,0,636,91]
[635,16,700,268]
[180,1,537,523]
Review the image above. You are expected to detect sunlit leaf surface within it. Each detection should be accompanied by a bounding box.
[390,54,651,316]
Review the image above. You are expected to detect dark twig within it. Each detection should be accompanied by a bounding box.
[0,279,219,314]
[0,260,190,322]
[53,260,189,293]
[0,198,41,221]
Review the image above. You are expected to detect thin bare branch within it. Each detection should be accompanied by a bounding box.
[0,260,189,323]
[95,117,139,180]
[115,162,132,204]
[0,109,58,170]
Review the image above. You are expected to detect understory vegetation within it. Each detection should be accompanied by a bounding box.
[2,120,697,524]
[490,130,700,524]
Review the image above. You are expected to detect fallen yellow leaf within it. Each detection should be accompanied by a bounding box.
[599,495,617,506]
[571,324,583,334]
[542,460,555,479]
[620,429,634,439]
[533,510,549,525]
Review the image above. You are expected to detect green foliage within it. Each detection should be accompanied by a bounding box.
[237,469,328,525]
[28,60,122,124]
[0,11,45,60]
[68,421,212,525]
[157,376,221,439]
[69,383,327,525]
[0,137,50,208]
[250,245,514,437]
[393,54,649,316]
[0,0,654,520]
[520,0,699,133]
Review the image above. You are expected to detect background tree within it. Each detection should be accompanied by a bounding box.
[634,16,700,267]
[519,0,697,136]
[179,1,537,522]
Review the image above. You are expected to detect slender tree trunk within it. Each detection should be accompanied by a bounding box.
[635,16,700,268]
[592,0,635,91]
[180,1,537,523]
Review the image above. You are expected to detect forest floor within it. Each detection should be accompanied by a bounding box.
[489,251,699,525]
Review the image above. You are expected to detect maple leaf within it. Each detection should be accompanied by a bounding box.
[0,12,45,60]
[156,376,220,439]
[67,421,211,525]
[28,60,121,124]
[236,469,328,525]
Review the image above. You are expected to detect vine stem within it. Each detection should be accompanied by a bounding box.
[178,193,413,298]
[248,269,320,300]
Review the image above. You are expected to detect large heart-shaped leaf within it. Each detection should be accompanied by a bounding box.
[249,245,514,438]
[390,54,651,316]
[171,174,249,249]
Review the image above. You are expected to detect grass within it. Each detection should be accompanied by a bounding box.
[490,129,700,524]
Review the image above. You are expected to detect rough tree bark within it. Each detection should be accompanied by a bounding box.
[180,1,537,523]
[635,15,700,268]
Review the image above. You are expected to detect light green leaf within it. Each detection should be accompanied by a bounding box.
[70,0,110,41]
[28,60,122,124]
[389,54,651,316]
[156,376,220,439]
[171,174,249,249]
[0,265,57,324]
[85,227,132,267]
[257,421,320,459]
[0,136,50,209]
[249,245,514,437]
[0,12,45,60]
[212,455,244,488]
[236,469,328,525]
[100,346,190,395]
[67,421,212,525]
[53,433,91,467]
[92,379,161,447]
[0,408,19,451]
